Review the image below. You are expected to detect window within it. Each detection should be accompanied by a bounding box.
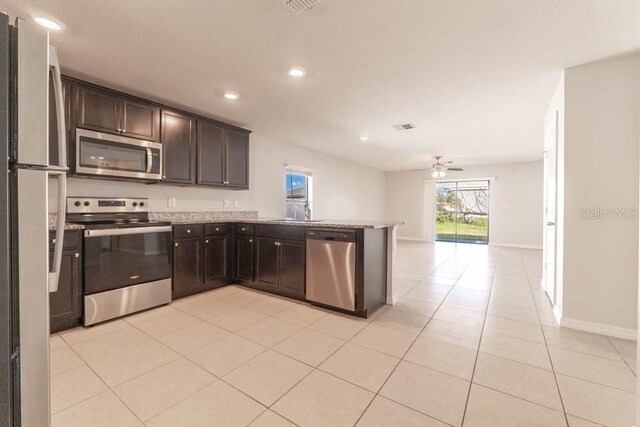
[435,180,489,244]
[285,165,313,220]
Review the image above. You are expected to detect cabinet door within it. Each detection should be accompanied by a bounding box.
[204,235,228,286]
[226,129,249,188]
[255,238,279,288]
[235,236,254,281]
[49,249,81,333]
[197,120,225,186]
[75,85,121,134]
[279,240,305,296]
[121,98,160,141]
[172,238,203,298]
[49,78,71,167]
[161,110,196,184]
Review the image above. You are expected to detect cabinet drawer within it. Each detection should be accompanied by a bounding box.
[254,224,305,241]
[173,224,204,239]
[49,230,82,250]
[204,223,229,235]
[235,224,254,235]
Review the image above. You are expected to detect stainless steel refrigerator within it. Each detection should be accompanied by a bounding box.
[0,14,67,426]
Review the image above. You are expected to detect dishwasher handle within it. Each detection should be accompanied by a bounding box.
[306,229,356,242]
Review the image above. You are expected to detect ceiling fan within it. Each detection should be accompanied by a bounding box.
[422,156,464,178]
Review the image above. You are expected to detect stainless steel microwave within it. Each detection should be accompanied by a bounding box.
[75,128,162,180]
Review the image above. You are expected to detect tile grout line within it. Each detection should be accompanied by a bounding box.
[353,245,477,427]
[459,244,498,427]
[524,251,570,427]
[604,335,638,378]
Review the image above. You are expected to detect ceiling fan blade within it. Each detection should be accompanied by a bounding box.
[446,167,464,171]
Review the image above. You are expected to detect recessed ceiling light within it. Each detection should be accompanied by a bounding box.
[34,17,63,31]
[359,136,369,142]
[223,91,239,100]
[288,67,305,78]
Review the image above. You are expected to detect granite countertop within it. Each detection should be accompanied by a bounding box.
[152,212,403,229]
[50,210,404,230]
[48,214,85,230]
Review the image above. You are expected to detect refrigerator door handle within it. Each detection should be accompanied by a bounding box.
[48,45,67,293]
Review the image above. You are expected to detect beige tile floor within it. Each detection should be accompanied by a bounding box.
[49,241,637,426]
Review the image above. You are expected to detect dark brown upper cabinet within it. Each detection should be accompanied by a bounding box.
[226,129,249,188]
[197,120,225,186]
[74,84,160,141]
[161,110,196,184]
[197,120,250,189]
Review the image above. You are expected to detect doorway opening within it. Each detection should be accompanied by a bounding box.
[435,180,490,244]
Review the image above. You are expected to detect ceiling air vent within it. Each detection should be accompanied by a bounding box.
[280,0,324,17]
[392,123,417,131]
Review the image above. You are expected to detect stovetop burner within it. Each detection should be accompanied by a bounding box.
[66,197,170,229]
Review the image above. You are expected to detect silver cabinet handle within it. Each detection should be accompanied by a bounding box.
[51,238,56,244]
[163,175,166,179]
[215,227,220,231]
[121,129,127,133]
[241,227,246,231]
[175,243,179,247]
[186,229,191,233]
[205,239,209,243]
[74,253,79,258]
[249,239,253,243]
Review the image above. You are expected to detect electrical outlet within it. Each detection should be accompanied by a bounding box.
[167,198,176,208]
[223,200,229,208]
[233,200,239,207]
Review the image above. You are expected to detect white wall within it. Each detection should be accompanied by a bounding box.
[385,161,544,248]
[558,52,639,335]
[50,133,387,220]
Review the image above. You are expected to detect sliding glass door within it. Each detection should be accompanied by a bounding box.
[436,180,489,244]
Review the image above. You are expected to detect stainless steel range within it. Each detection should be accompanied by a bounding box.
[67,197,172,325]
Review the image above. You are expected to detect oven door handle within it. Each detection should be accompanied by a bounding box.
[146,147,153,173]
[84,226,172,237]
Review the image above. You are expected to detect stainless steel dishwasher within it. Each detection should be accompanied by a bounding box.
[306,229,356,311]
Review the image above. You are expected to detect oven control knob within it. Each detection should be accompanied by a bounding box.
[139,202,145,207]
[83,201,90,207]
[74,201,81,207]
[132,202,138,207]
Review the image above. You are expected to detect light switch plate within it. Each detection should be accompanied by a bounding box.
[233,200,239,207]
[168,198,176,208]
[223,200,230,208]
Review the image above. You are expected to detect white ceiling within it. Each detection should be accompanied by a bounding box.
[2,0,639,171]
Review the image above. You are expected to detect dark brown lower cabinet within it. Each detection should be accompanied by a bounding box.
[204,234,230,288]
[49,230,82,333]
[255,238,279,289]
[235,235,254,281]
[254,237,305,298]
[172,224,232,299]
[278,241,305,295]
[172,237,203,299]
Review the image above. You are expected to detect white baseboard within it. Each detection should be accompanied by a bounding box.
[559,316,637,340]
[489,242,543,250]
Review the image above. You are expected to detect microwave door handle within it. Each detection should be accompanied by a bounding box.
[146,147,153,173]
